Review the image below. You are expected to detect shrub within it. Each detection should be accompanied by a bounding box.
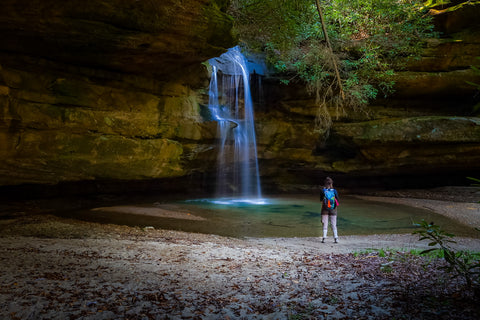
[413,220,480,295]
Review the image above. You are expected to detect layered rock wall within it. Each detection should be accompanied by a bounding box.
[0,0,233,188]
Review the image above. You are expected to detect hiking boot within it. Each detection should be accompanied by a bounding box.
[321,238,325,243]
[334,238,338,243]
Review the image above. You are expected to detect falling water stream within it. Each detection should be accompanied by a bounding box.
[207,46,263,204]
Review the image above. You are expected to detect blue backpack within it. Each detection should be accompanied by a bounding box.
[323,188,337,210]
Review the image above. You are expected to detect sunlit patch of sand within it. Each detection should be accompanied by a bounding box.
[91,206,206,221]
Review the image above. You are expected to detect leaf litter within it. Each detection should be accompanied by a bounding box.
[0,213,479,319]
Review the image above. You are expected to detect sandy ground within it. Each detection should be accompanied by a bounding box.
[1,189,480,319]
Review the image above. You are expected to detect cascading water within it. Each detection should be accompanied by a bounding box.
[208,46,263,204]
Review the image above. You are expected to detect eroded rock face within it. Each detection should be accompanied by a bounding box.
[0,60,219,185]
[329,117,480,173]
[0,0,234,78]
[0,0,233,187]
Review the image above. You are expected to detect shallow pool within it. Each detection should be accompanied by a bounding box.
[61,195,476,238]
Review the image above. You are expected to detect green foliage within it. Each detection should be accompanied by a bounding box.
[377,248,387,258]
[413,220,480,292]
[467,176,480,203]
[230,0,438,113]
[421,0,458,10]
[380,261,394,273]
[408,248,444,258]
[420,0,480,12]
[467,176,480,187]
[353,249,376,257]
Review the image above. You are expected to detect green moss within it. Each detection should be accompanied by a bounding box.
[203,1,237,49]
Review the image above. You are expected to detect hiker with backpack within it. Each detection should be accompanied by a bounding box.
[320,177,339,243]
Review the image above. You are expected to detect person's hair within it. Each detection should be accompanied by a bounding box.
[324,177,333,188]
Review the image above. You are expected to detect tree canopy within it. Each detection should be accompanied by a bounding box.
[230,0,441,130]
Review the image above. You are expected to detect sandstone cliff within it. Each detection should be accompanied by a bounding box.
[0,0,233,189]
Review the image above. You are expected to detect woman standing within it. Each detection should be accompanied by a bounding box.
[320,177,339,243]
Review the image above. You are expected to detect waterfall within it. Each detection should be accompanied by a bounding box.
[208,46,263,203]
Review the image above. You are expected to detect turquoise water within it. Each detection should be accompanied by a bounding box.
[66,195,475,238]
[178,196,471,237]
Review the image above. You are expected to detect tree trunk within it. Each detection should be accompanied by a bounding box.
[314,0,345,100]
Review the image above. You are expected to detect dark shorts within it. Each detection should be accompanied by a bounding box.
[321,207,337,216]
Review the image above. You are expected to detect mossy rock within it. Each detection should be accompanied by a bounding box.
[332,116,480,145]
